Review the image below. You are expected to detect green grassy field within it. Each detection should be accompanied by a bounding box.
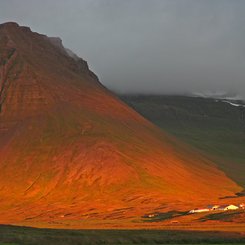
[0,225,244,245]
[120,95,245,188]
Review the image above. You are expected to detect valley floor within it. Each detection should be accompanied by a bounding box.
[0,225,244,245]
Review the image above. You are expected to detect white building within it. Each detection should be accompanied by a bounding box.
[207,205,220,211]
[239,203,244,209]
[188,208,210,214]
[218,204,239,211]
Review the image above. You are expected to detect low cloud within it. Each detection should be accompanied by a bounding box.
[1,0,245,96]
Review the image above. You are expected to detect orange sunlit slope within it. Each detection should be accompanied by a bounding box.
[0,22,242,228]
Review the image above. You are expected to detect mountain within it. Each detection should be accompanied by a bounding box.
[120,94,245,188]
[0,22,242,228]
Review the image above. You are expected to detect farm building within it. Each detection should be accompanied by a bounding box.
[188,208,209,214]
[207,205,220,210]
[217,204,239,211]
[239,203,245,209]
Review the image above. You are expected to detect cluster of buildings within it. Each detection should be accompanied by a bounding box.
[188,203,244,214]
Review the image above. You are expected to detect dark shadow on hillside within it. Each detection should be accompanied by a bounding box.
[199,210,244,223]
[142,210,188,223]
[220,189,245,199]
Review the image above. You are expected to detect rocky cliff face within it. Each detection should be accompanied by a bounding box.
[0,22,242,228]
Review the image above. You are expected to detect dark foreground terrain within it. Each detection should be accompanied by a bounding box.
[0,225,244,245]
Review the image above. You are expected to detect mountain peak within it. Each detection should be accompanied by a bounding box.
[0,22,101,119]
[0,21,19,28]
[0,21,31,33]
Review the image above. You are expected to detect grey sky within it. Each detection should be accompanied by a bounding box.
[1,0,245,96]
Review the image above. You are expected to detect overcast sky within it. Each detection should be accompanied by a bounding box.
[1,0,245,96]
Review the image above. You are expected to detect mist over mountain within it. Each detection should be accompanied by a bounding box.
[0,0,245,96]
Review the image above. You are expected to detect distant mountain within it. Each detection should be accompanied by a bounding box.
[120,94,245,188]
[0,22,242,228]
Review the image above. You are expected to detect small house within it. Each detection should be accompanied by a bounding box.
[207,205,220,211]
[218,204,239,211]
[239,203,244,209]
[188,208,209,214]
[148,214,156,218]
